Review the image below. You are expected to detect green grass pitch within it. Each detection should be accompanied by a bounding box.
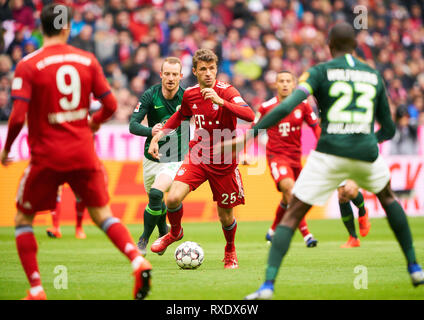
[1,217,424,300]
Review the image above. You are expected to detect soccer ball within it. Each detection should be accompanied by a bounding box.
[174,241,204,269]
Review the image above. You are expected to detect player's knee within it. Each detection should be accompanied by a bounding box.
[88,206,112,226]
[149,188,164,208]
[14,210,34,227]
[376,183,396,208]
[166,193,182,210]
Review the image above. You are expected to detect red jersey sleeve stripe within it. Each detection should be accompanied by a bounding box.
[95,90,111,100]
[11,95,30,102]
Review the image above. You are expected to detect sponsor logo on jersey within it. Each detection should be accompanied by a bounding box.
[192,104,197,109]
[177,168,186,176]
[294,109,302,119]
[12,77,23,90]
[154,105,164,109]
[232,96,246,104]
[134,102,141,112]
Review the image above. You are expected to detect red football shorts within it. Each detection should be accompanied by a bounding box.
[16,164,109,215]
[267,157,302,191]
[173,162,245,208]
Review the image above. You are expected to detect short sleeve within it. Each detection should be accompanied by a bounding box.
[11,61,32,102]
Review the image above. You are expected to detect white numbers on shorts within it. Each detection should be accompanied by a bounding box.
[56,65,81,110]
[222,192,237,205]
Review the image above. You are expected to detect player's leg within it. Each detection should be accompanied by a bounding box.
[15,210,46,300]
[245,198,312,300]
[138,173,173,255]
[376,182,424,286]
[74,195,86,239]
[341,179,370,237]
[338,188,360,248]
[14,165,62,299]
[217,205,239,269]
[68,168,152,299]
[357,155,423,287]
[88,205,152,299]
[245,151,344,299]
[46,185,63,238]
[150,180,190,254]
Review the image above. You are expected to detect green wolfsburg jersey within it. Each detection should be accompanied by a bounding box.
[129,84,188,162]
[298,54,392,162]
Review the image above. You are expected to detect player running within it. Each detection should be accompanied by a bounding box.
[338,180,371,248]
[148,48,255,268]
[224,22,424,299]
[129,57,187,256]
[253,70,319,247]
[0,4,151,300]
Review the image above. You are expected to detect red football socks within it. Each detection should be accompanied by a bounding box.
[271,202,287,231]
[15,226,42,288]
[168,205,184,237]
[223,219,237,252]
[101,217,139,262]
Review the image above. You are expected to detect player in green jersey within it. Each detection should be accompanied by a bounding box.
[222,22,423,299]
[129,57,188,256]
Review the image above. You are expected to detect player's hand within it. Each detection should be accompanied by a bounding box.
[200,88,224,106]
[88,118,101,133]
[148,139,161,160]
[151,123,163,136]
[0,149,13,167]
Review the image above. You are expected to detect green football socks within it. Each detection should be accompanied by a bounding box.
[384,200,417,265]
[265,225,294,282]
[339,201,358,238]
[352,191,366,217]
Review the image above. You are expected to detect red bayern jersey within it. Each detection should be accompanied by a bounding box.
[258,96,320,168]
[10,44,111,171]
[178,80,250,173]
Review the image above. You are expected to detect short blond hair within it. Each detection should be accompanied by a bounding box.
[161,56,182,72]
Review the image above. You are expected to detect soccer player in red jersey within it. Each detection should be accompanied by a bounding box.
[254,71,320,247]
[0,4,151,300]
[148,49,255,268]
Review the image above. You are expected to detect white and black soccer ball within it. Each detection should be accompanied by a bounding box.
[174,241,204,269]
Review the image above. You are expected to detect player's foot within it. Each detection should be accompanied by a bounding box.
[133,258,152,300]
[265,228,274,243]
[46,227,62,239]
[408,263,424,287]
[137,237,148,257]
[22,289,47,300]
[358,208,371,237]
[304,234,318,248]
[157,224,171,256]
[340,235,360,248]
[150,228,183,255]
[223,250,239,269]
[244,282,274,300]
[75,227,86,239]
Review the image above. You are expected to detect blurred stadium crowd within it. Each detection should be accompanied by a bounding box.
[0,0,423,154]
